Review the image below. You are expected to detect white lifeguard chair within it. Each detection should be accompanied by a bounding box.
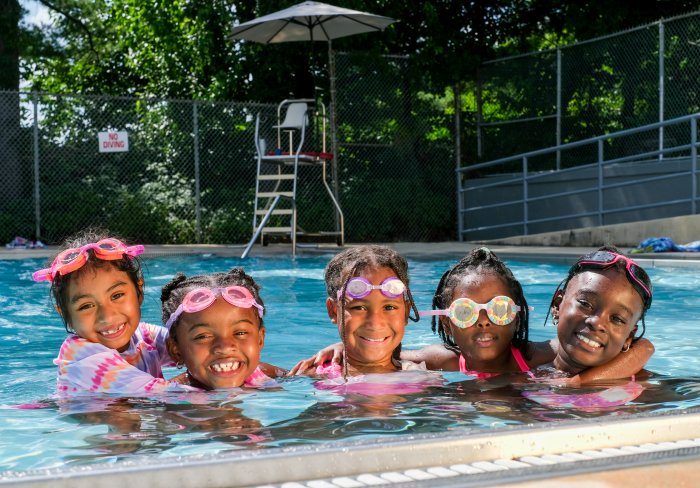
[242,99,344,257]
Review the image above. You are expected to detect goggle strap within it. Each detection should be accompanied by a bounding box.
[32,269,51,282]
[418,309,446,317]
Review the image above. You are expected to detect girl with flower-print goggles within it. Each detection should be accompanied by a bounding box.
[33,238,144,282]
[165,286,264,330]
[419,296,525,329]
[338,277,407,300]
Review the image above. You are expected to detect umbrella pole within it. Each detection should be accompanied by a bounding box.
[329,39,341,235]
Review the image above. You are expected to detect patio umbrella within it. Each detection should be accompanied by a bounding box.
[230,1,396,201]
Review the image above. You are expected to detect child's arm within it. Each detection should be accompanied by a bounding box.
[55,336,197,393]
[260,362,288,378]
[288,342,343,375]
[400,344,459,371]
[574,338,654,384]
[526,339,558,367]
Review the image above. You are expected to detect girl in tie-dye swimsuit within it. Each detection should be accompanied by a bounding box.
[33,228,190,394]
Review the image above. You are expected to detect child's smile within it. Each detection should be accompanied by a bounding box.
[329,266,408,373]
[553,268,642,374]
[170,298,265,389]
[65,266,143,352]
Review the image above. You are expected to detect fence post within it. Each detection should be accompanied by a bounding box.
[193,101,201,243]
[522,156,528,235]
[32,92,41,241]
[476,73,483,160]
[659,21,665,161]
[556,47,562,170]
[454,83,463,242]
[692,116,697,214]
[598,139,604,226]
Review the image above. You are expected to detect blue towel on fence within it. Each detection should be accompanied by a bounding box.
[632,236,700,253]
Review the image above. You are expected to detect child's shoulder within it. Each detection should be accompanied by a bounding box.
[401,344,459,371]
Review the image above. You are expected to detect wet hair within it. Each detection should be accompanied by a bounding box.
[325,245,419,370]
[47,228,144,333]
[430,247,530,358]
[161,267,264,341]
[549,245,650,339]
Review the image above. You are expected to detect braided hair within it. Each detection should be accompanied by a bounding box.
[325,245,419,374]
[47,227,144,333]
[548,245,650,340]
[161,267,264,341]
[430,247,530,358]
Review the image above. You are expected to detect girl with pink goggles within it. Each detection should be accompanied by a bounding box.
[165,286,265,329]
[33,238,144,282]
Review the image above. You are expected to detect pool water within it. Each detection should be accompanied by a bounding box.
[2,254,700,472]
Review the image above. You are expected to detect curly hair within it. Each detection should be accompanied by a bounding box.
[161,267,264,341]
[45,227,144,333]
[429,247,530,358]
[324,245,419,372]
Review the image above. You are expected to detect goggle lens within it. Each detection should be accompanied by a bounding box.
[421,296,523,329]
[340,277,406,300]
[33,239,144,282]
[165,286,264,330]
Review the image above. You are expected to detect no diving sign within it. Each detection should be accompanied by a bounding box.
[98,131,129,153]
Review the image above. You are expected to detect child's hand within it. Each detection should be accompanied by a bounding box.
[287,342,343,376]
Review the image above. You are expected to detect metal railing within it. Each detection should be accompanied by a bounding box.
[458,113,700,241]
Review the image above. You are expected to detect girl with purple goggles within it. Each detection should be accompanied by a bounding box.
[339,276,407,300]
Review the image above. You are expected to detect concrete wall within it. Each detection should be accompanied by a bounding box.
[478,213,700,248]
[461,157,700,241]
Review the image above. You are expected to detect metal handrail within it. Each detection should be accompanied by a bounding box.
[458,112,700,239]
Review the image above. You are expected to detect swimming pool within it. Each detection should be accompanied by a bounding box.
[2,253,700,481]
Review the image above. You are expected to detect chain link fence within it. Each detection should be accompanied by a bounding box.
[476,11,700,167]
[0,52,455,245]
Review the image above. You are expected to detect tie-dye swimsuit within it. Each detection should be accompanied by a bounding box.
[54,322,194,394]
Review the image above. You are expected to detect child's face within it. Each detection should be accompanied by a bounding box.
[552,268,642,374]
[65,265,143,352]
[444,272,517,367]
[327,266,409,370]
[168,298,265,389]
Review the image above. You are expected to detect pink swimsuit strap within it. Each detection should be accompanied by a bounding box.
[459,345,530,379]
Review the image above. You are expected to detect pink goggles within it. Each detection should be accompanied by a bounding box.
[573,251,652,309]
[165,286,264,329]
[338,277,407,300]
[33,238,144,282]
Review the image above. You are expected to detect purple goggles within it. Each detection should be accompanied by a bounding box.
[338,277,407,300]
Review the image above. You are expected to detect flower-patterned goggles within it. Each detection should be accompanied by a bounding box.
[419,296,524,329]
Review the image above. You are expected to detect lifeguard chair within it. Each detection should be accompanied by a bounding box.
[242,99,344,257]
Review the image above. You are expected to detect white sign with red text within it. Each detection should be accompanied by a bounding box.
[98,131,129,153]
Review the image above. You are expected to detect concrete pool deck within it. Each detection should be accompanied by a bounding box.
[4,240,700,487]
[7,240,700,269]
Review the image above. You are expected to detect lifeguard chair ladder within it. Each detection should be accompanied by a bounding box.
[242,99,344,258]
